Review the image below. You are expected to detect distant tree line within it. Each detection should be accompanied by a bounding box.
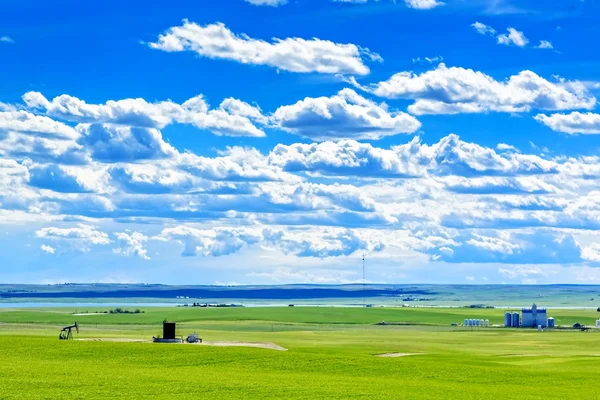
[108,308,144,314]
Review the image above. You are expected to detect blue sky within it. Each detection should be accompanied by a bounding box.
[2,0,600,285]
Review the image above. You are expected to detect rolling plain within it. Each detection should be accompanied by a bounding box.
[2,306,600,399]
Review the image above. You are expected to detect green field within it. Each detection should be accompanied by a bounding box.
[2,307,600,399]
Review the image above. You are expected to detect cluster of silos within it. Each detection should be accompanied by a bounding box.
[504,312,521,327]
[505,311,556,328]
[463,319,489,327]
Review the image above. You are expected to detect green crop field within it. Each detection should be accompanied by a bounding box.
[2,307,600,399]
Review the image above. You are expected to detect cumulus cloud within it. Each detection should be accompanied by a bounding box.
[264,227,383,257]
[498,266,550,279]
[472,22,529,47]
[272,89,421,140]
[269,133,557,178]
[430,230,582,264]
[581,243,600,263]
[244,0,287,7]
[535,40,554,50]
[350,64,596,115]
[113,231,150,260]
[0,131,87,165]
[77,124,177,163]
[535,112,600,134]
[497,27,529,47]
[471,22,496,36]
[40,244,55,254]
[245,0,287,5]
[404,0,444,9]
[0,110,79,140]
[154,226,264,257]
[148,20,380,75]
[35,224,110,252]
[248,266,359,284]
[187,148,292,181]
[444,176,557,195]
[412,56,443,64]
[0,36,14,44]
[27,164,96,193]
[24,92,267,138]
[154,225,382,258]
[0,110,88,163]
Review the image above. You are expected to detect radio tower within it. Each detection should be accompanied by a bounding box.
[362,253,366,308]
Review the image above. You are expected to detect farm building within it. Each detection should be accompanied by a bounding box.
[522,304,547,328]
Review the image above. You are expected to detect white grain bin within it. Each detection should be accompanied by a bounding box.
[512,312,520,328]
[547,317,555,328]
[596,319,600,328]
[504,312,512,327]
[537,325,542,331]
[484,319,490,327]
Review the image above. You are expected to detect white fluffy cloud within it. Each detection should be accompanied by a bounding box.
[430,230,582,264]
[351,64,596,115]
[272,89,421,140]
[269,133,557,178]
[155,225,381,258]
[77,124,177,163]
[472,22,531,48]
[404,0,444,9]
[248,266,359,284]
[154,226,264,257]
[245,0,287,5]
[40,244,56,254]
[113,231,150,260]
[148,21,380,75]
[498,266,551,279]
[24,92,267,138]
[497,27,529,47]
[471,22,496,36]
[536,40,554,50]
[0,110,79,140]
[36,224,110,252]
[535,112,600,134]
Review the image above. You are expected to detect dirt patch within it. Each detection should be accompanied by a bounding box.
[78,338,149,343]
[376,353,424,358]
[73,313,106,316]
[498,354,540,357]
[198,341,287,351]
[77,338,287,351]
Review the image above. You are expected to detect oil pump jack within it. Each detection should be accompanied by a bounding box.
[59,322,79,340]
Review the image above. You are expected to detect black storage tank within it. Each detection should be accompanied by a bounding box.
[163,321,176,340]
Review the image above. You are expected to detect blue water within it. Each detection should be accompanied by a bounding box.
[0,302,183,308]
[0,302,367,309]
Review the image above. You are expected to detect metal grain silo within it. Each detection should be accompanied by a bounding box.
[504,312,512,327]
[475,319,480,327]
[512,312,520,328]
[464,318,469,326]
[484,319,489,327]
[547,317,555,328]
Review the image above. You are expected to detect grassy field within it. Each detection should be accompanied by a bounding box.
[1,307,600,399]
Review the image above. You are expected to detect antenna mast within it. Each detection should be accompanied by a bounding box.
[362,253,366,308]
